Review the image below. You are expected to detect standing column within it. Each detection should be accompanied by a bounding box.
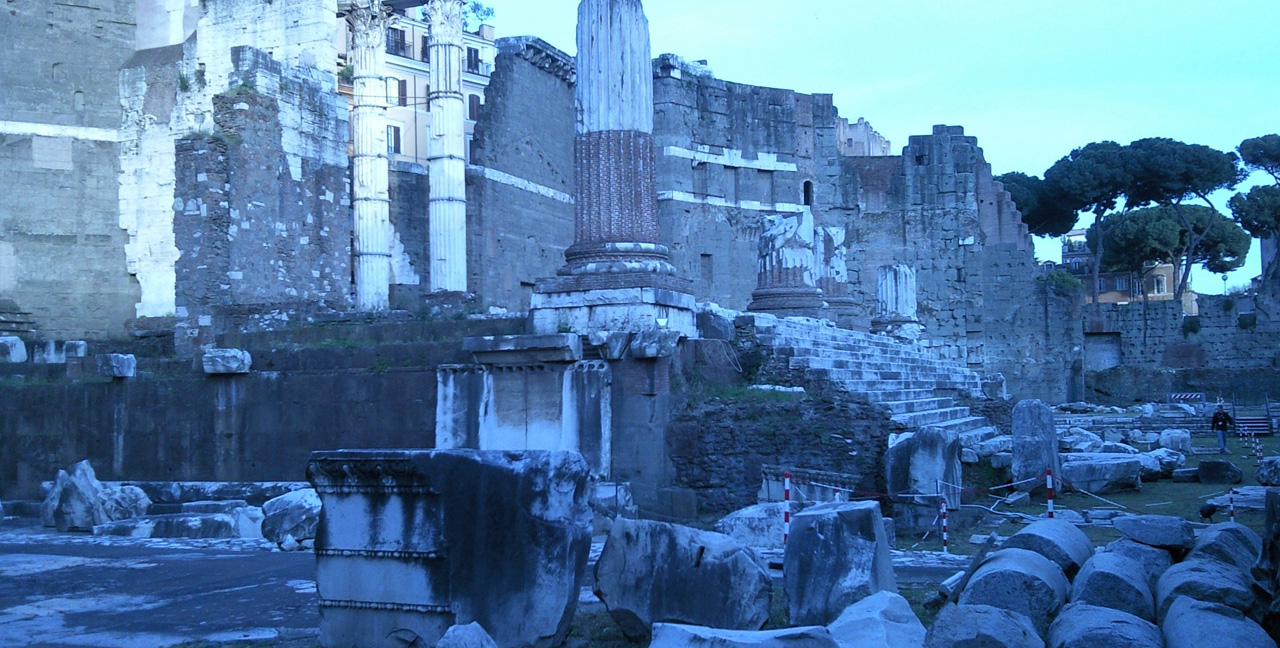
[349,0,392,311]
[425,0,468,292]
[561,0,674,277]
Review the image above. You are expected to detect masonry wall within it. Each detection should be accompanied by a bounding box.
[0,0,140,339]
[170,48,351,353]
[652,57,850,309]
[464,38,576,311]
[1081,294,1280,403]
[388,163,429,303]
[119,0,340,320]
[0,342,467,500]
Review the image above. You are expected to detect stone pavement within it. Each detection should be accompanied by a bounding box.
[0,519,318,648]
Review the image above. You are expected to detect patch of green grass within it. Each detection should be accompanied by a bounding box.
[698,383,806,403]
[565,605,632,648]
[898,583,942,628]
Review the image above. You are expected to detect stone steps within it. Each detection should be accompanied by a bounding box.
[742,312,991,438]
[880,397,955,414]
[891,406,973,428]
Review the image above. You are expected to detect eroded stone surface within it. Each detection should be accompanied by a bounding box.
[1069,552,1155,622]
[1013,400,1059,493]
[958,548,1068,633]
[1155,558,1259,622]
[784,501,896,626]
[924,603,1044,648]
[1187,522,1262,572]
[827,591,925,648]
[1047,602,1161,648]
[261,488,320,546]
[594,519,771,641]
[1162,597,1276,648]
[309,449,592,648]
[1001,518,1093,579]
[1112,515,1195,551]
[1096,539,1172,590]
[649,623,839,648]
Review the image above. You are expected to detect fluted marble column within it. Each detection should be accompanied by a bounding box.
[349,1,392,311]
[426,0,468,292]
[872,263,923,340]
[747,208,825,314]
[560,0,673,276]
[817,226,855,307]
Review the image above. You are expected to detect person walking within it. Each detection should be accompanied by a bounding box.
[1211,404,1235,454]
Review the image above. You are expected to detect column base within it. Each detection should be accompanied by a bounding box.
[871,316,924,342]
[530,272,696,338]
[747,287,827,319]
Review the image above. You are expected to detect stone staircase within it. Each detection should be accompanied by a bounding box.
[744,314,995,437]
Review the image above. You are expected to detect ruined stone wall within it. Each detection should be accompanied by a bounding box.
[0,344,458,500]
[171,48,351,353]
[0,0,140,339]
[119,0,340,320]
[464,37,576,311]
[667,387,891,516]
[388,163,428,306]
[1090,295,1280,371]
[652,56,868,309]
[849,126,1078,401]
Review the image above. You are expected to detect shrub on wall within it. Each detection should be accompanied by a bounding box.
[1038,269,1084,297]
[1181,316,1201,337]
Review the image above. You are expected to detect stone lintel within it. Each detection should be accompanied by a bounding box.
[462,333,584,363]
[530,288,697,338]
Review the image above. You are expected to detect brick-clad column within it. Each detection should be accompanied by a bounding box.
[560,0,674,277]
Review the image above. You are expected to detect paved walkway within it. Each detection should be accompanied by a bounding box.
[0,519,966,647]
[0,520,318,648]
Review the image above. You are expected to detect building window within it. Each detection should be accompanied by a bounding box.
[1098,278,1107,293]
[386,28,408,58]
[386,78,407,106]
[803,181,814,207]
[1071,259,1082,272]
[1116,276,1129,292]
[466,47,481,74]
[468,94,481,120]
[1154,275,1167,294]
[387,125,401,154]
[421,35,430,63]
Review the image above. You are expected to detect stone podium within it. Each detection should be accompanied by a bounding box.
[308,449,592,648]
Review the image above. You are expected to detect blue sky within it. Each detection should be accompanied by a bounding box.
[479,0,1280,293]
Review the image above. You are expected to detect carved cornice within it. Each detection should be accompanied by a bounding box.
[307,451,441,492]
[497,37,576,85]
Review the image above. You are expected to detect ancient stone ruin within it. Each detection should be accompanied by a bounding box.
[2,0,1280,646]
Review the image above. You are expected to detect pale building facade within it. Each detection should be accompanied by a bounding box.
[336,13,496,165]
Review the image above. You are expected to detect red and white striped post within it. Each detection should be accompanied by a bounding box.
[783,472,792,546]
[1230,488,1236,521]
[833,486,842,503]
[939,497,949,554]
[1046,468,1056,519]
